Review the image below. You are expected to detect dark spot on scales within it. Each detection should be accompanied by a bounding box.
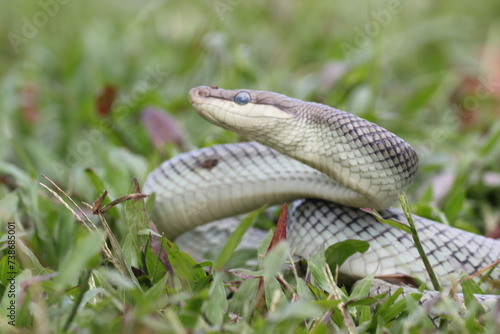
[198,157,219,170]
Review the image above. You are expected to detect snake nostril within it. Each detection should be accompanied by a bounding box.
[198,88,209,98]
[189,86,210,103]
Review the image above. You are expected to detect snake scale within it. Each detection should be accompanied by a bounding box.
[143,86,500,314]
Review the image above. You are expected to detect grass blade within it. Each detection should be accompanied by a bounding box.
[398,192,441,291]
[214,206,265,270]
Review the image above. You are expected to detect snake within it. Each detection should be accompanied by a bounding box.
[143,86,500,315]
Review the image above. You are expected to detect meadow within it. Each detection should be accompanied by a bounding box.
[1,0,500,332]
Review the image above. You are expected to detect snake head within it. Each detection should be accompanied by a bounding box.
[189,86,296,135]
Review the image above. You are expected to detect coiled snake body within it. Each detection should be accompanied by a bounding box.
[144,86,500,310]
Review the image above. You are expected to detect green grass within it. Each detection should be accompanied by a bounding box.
[1,0,500,332]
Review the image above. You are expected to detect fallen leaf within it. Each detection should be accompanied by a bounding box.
[95,85,117,116]
[487,225,500,239]
[149,222,174,275]
[266,203,287,254]
[375,274,419,288]
[21,83,39,124]
[140,107,186,149]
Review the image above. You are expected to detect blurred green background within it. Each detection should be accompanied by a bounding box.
[1,0,500,331]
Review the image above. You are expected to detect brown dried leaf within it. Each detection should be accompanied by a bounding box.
[149,222,174,275]
[99,193,148,214]
[131,177,142,193]
[95,85,117,116]
[266,203,288,255]
[375,274,419,288]
[141,107,186,149]
[487,226,500,239]
[460,258,500,282]
[92,191,108,214]
[21,83,39,124]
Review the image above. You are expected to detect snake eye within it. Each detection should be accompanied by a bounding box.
[234,92,251,105]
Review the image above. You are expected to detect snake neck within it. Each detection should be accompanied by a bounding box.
[238,105,418,210]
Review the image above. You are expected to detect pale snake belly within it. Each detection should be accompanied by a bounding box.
[143,86,500,312]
